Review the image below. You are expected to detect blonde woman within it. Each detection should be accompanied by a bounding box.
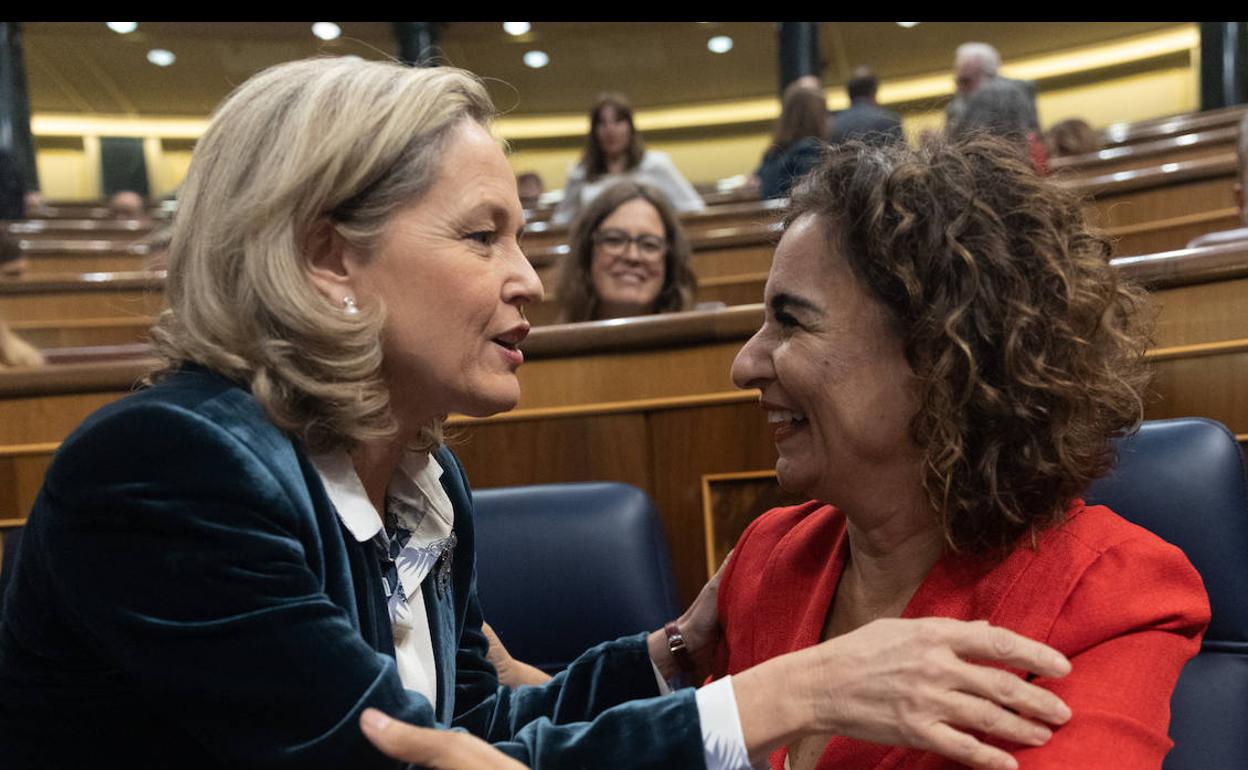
[0,58,1074,770]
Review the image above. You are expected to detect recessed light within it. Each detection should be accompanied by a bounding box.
[708,36,734,54]
[312,22,341,41]
[147,49,176,67]
[504,22,531,36]
[106,22,138,34]
[523,50,549,69]
[897,22,921,28]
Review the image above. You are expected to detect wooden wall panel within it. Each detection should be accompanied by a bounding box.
[645,399,778,604]
[690,243,774,279]
[0,290,164,322]
[23,253,147,274]
[516,342,742,409]
[8,317,155,349]
[1107,209,1242,256]
[1147,348,1248,434]
[0,446,56,521]
[0,392,128,445]
[1151,278,1248,347]
[701,472,799,578]
[450,412,652,493]
[1091,176,1238,229]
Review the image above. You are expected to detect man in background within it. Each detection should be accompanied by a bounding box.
[828,67,904,146]
[946,42,1038,135]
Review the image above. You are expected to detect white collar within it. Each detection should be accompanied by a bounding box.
[308,448,448,543]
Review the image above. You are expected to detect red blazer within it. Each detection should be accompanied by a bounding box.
[714,499,1210,769]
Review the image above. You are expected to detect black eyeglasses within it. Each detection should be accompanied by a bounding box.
[592,229,667,261]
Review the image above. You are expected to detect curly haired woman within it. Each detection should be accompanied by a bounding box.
[718,135,1209,770]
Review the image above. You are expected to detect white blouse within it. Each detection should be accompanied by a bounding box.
[310,449,453,706]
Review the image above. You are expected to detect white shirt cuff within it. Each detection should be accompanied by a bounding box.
[648,661,757,770]
[697,675,758,770]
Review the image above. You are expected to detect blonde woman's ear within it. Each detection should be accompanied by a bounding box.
[303,218,356,300]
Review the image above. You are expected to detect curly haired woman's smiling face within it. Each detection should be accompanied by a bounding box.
[731,213,923,505]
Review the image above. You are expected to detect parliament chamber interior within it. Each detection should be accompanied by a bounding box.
[0,21,1246,770]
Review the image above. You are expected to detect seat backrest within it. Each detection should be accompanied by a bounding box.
[1083,417,1248,770]
[471,482,681,674]
[0,526,23,613]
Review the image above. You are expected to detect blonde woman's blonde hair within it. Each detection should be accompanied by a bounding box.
[148,57,495,452]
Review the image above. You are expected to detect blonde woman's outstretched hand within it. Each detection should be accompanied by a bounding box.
[360,709,529,770]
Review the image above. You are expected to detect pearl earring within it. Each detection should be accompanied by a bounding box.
[342,296,360,316]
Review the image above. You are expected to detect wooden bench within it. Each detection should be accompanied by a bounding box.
[1099,104,1248,148]
[17,240,151,275]
[4,219,154,241]
[1052,125,1239,179]
[0,271,165,322]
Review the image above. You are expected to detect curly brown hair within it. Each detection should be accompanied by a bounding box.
[788,135,1153,554]
[557,180,697,323]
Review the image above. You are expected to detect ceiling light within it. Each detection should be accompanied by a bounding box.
[523,50,549,69]
[312,22,341,41]
[897,22,921,28]
[504,22,531,36]
[147,49,176,67]
[708,36,734,54]
[106,22,138,34]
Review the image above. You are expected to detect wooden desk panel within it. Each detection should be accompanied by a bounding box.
[0,289,164,322]
[1107,209,1242,256]
[8,317,155,349]
[1090,174,1239,229]
[23,252,148,274]
[1151,278,1248,347]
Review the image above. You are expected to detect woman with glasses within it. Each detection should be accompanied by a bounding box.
[556,180,697,322]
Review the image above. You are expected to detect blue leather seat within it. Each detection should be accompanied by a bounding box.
[472,482,681,674]
[1083,417,1248,769]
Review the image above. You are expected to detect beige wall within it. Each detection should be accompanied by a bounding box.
[31,29,1205,201]
[35,148,98,200]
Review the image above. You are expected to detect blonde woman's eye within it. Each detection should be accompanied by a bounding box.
[466,230,496,246]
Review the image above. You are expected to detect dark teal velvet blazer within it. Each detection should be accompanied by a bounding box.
[0,366,705,769]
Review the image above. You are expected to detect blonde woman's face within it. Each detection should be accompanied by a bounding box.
[343,121,543,430]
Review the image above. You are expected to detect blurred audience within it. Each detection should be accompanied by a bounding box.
[0,233,27,277]
[551,92,704,226]
[949,78,1049,174]
[754,80,828,200]
[0,149,24,222]
[516,171,545,210]
[108,190,149,221]
[0,315,43,369]
[556,180,696,322]
[828,67,903,147]
[946,42,1038,136]
[22,191,46,218]
[1046,118,1102,158]
[1187,113,1248,249]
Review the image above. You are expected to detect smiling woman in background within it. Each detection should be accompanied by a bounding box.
[551,92,705,226]
[557,180,697,322]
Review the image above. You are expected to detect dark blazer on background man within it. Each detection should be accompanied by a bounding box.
[828,101,904,146]
[0,366,705,769]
